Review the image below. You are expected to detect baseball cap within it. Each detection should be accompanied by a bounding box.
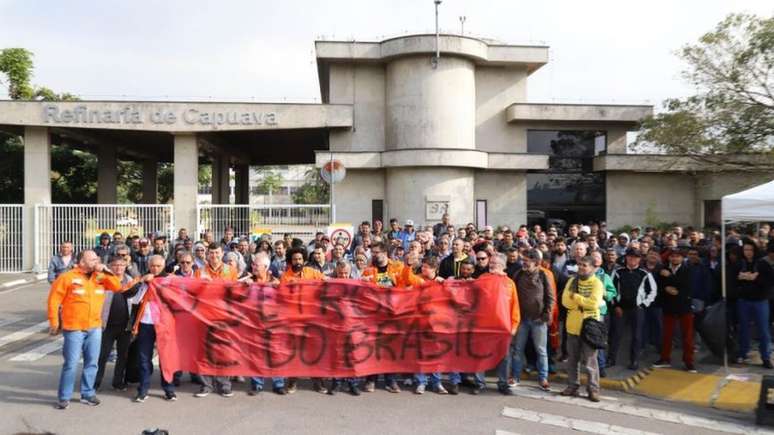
[405,219,414,227]
[580,225,591,234]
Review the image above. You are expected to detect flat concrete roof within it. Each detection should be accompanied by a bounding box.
[593,154,774,172]
[0,100,353,133]
[316,34,549,70]
[506,103,652,125]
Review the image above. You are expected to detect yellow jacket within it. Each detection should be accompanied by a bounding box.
[561,275,603,336]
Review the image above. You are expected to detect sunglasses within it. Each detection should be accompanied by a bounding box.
[179,261,192,264]
[476,257,488,261]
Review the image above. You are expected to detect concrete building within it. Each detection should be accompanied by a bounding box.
[0,34,771,270]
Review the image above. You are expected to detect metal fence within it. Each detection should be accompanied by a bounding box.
[34,204,174,272]
[0,205,24,272]
[197,204,331,243]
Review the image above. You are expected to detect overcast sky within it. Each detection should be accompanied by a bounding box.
[0,0,771,108]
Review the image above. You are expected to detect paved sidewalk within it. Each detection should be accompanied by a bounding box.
[0,272,47,290]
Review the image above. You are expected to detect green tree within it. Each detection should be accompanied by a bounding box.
[257,169,283,203]
[292,168,329,204]
[635,13,774,170]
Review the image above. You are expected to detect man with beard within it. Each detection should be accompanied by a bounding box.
[361,241,406,393]
[279,247,326,394]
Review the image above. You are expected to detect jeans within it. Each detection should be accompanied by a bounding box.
[512,319,549,382]
[496,334,519,388]
[737,299,772,361]
[644,305,663,352]
[250,376,285,390]
[597,314,611,369]
[58,328,102,401]
[609,307,644,365]
[414,372,441,387]
[566,334,599,393]
[136,323,175,396]
[95,324,131,389]
[661,313,694,365]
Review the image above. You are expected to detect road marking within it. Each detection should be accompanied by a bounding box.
[0,321,49,350]
[512,387,773,435]
[0,316,23,329]
[9,337,64,361]
[1,279,27,288]
[0,281,45,295]
[495,431,521,435]
[502,407,659,435]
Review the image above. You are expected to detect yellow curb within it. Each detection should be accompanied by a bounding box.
[633,368,717,407]
[713,380,760,413]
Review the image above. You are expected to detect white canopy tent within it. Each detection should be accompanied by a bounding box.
[720,179,774,371]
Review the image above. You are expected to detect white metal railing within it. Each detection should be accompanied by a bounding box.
[0,205,24,272]
[34,204,174,272]
[197,204,331,243]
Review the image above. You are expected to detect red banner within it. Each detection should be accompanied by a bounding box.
[150,275,513,380]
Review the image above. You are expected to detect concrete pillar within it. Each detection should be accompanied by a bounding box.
[211,155,230,205]
[23,127,52,271]
[234,164,250,205]
[385,167,474,227]
[385,56,475,150]
[142,160,157,204]
[174,134,198,238]
[97,145,118,204]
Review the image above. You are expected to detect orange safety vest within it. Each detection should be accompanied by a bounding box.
[47,267,122,330]
[194,262,238,281]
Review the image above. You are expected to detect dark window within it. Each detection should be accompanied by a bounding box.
[372,200,383,225]
[704,200,721,228]
[527,130,607,227]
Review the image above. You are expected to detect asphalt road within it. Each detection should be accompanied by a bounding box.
[0,281,768,435]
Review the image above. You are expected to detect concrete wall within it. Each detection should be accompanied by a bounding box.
[475,66,528,153]
[332,169,385,224]
[385,167,474,227]
[606,172,696,229]
[328,63,386,152]
[474,171,527,228]
[385,55,476,150]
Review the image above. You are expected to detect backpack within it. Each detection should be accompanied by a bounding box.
[571,277,608,350]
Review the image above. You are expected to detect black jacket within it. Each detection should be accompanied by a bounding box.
[439,254,470,279]
[657,263,693,315]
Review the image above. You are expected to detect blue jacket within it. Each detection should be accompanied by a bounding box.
[47,255,76,283]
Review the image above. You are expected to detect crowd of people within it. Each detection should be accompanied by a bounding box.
[46,214,774,410]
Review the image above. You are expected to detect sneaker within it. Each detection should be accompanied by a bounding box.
[349,384,361,396]
[434,384,449,395]
[364,380,375,393]
[734,357,745,365]
[588,390,601,402]
[327,383,338,396]
[55,400,69,410]
[385,381,401,393]
[448,383,460,395]
[471,385,486,395]
[220,388,234,398]
[652,359,671,368]
[273,387,287,395]
[764,360,773,369]
[685,363,698,373]
[133,393,148,403]
[497,385,514,396]
[248,385,262,396]
[312,379,328,394]
[507,377,517,387]
[558,354,568,363]
[403,377,413,387]
[286,379,298,394]
[194,387,212,398]
[80,396,101,406]
[627,361,640,371]
[539,379,550,392]
[164,392,177,401]
[560,386,579,397]
[112,384,128,392]
[414,384,426,395]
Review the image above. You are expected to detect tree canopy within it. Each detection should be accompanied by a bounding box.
[635,13,774,169]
